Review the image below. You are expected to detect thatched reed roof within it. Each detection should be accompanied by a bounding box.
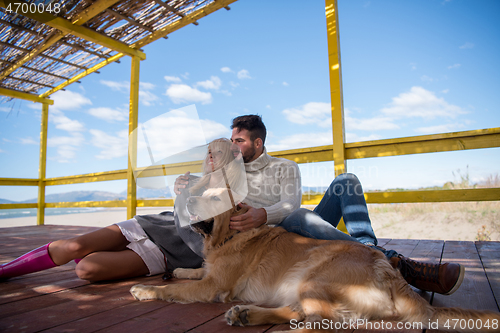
[0,0,233,101]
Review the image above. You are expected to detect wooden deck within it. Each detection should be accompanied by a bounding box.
[1,225,499,333]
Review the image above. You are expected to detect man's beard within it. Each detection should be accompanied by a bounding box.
[242,146,257,163]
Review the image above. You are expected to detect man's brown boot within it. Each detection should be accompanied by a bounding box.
[389,255,465,295]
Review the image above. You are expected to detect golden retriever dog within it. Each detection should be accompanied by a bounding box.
[131,188,500,332]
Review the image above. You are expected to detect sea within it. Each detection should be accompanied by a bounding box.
[0,207,108,219]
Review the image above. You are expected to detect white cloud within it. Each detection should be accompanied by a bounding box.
[442,89,450,94]
[0,106,10,112]
[164,75,182,83]
[283,102,331,127]
[237,69,251,79]
[415,123,464,134]
[139,90,160,107]
[380,86,466,119]
[420,75,435,82]
[20,137,38,145]
[165,84,212,104]
[345,133,381,143]
[135,108,229,166]
[283,82,289,86]
[101,80,159,106]
[447,63,461,69]
[50,109,85,132]
[90,129,129,160]
[51,90,92,111]
[48,134,84,147]
[88,107,127,122]
[459,42,474,49]
[410,63,417,70]
[229,81,240,88]
[266,132,333,152]
[199,119,230,141]
[47,133,85,163]
[140,82,156,90]
[100,80,129,92]
[195,76,222,90]
[54,116,85,132]
[221,67,232,73]
[345,114,399,131]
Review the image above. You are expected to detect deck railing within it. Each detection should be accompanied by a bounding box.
[1,126,499,224]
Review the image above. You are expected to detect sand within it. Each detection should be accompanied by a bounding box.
[0,207,172,229]
[1,204,498,242]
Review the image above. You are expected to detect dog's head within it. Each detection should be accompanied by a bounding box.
[186,188,247,249]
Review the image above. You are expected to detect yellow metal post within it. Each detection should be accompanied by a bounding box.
[37,103,49,225]
[325,0,346,177]
[127,56,140,219]
[325,0,347,233]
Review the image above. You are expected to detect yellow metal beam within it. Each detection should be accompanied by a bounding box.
[133,0,237,49]
[0,0,146,60]
[71,0,123,25]
[45,200,127,208]
[0,203,38,209]
[345,127,500,159]
[135,162,203,179]
[37,103,49,225]
[137,199,174,207]
[0,178,39,186]
[127,56,140,219]
[36,0,236,97]
[4,187,498,211]
[0,0,122,81]
[0,87,53,104]
[45,169,127,186]
[325,0,346,177]
[364,188,500,204]
[39,53,124,98]
[269,145,335,164]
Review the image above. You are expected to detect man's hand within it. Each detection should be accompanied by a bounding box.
[174,171,190,195]
[229,203,267,232]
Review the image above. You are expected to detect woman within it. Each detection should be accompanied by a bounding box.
[0,138,239,282]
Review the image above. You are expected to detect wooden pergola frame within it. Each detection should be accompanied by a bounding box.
[0,0,499,227]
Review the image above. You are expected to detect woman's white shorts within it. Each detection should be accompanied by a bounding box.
[115,218,166,276]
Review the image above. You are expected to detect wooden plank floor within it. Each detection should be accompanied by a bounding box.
[1,225,499,333]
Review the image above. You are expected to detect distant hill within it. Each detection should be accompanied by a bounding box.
[18,191,127,204]
[1,188,173,204]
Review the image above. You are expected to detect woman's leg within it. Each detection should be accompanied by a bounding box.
[48,225,130,265]
[1,224,149,282]
[49,224,149,282]
[75,249,149,282]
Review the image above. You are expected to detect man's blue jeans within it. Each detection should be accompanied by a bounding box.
[278,173,378,246]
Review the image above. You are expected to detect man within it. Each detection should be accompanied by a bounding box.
[178,114,464,295]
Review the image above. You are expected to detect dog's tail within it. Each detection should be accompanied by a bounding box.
[391,275,500,333]
[428,307,500,333]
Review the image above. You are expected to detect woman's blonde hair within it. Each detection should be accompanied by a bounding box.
[189,138,236,194]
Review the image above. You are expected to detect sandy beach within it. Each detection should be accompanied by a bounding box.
[1,202,498,242]
[0,207,172,229]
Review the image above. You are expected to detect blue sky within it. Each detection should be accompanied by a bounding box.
[1,0,499,201]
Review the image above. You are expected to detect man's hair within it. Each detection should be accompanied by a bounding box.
[231,114,267,145]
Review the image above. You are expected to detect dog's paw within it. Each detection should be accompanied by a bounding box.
[130,284,158,301]
[225,305,250,326]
